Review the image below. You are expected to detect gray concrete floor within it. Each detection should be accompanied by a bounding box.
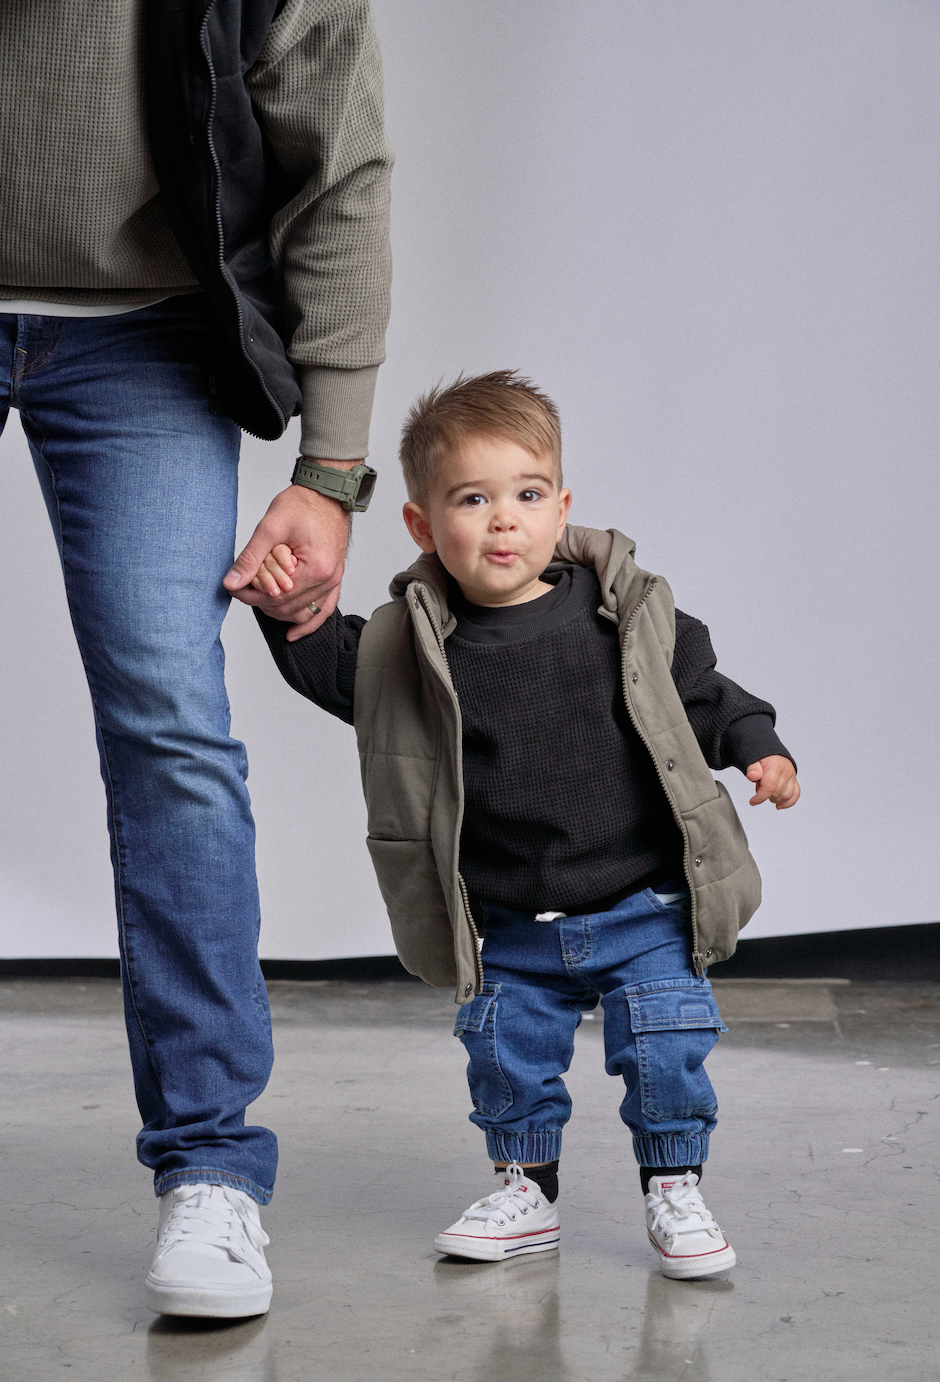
[1,975,938,1382]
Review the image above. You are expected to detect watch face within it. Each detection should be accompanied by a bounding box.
[355,468,377,507]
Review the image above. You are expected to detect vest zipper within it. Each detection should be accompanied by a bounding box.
[619,579,707,976]
[414,587,485,994]
[198,3,285,438]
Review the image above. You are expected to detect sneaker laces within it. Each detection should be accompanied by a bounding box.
[159,1186,270,1270]
[462,1163,541,1227]
[648,1173,718,1241]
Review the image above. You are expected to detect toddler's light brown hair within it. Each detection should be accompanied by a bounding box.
[399,370,562,502]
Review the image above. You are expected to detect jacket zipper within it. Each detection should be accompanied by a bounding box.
[198,3,286,436]
[619,579,707,976]
[414,586,485,993]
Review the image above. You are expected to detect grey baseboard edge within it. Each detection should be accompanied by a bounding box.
[1,921,937,983]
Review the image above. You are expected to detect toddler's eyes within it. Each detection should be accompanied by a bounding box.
[519,489,542,502]
[460,493,486,506]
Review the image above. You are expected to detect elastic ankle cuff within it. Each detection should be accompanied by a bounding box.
[632,1134,709,1169]
[485,1131,562,1164]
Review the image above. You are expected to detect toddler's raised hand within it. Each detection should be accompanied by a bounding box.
[746,756,800,809]
[251,544,298,597]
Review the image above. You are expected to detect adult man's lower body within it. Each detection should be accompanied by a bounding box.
[0,299,277,1314]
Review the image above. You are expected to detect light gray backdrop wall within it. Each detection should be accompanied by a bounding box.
[1,0,938,960]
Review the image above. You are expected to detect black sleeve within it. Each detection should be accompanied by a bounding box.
[671,609,796,773]
[254,607,365,726]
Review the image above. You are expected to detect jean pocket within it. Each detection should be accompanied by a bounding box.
[627,979,726,1122]
[648,882,691,914]
[454,982,513,1119]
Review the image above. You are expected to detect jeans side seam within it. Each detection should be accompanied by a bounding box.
[27,423,158,1078]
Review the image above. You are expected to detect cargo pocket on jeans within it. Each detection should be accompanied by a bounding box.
[453,981,513,1119]
[627,979,727,1122]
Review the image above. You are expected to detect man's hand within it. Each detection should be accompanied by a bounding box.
[223,466,357,640]
[745,756,801,809]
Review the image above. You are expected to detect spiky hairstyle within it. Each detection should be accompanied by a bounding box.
[399,369,562,501]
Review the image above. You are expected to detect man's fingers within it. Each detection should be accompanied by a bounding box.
[224,534,271,590]
[285,597,338,640]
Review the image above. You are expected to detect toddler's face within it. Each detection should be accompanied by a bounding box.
[402,435,571,607]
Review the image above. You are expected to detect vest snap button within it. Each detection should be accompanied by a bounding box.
[666,760,674,771]
[631,673,638,684]
[705,948,714,957]
[464,983,473,996]
[694,856,702,867]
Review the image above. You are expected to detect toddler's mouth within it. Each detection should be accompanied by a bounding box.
[485,550,518,564]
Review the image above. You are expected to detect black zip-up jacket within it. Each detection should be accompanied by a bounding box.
[144,0,390,439]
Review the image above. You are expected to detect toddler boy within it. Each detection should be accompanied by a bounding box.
[256,371,799,1278]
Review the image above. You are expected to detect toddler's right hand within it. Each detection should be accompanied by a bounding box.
[251,543,298,597]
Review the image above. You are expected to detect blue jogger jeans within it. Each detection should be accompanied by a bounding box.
[0,300,277,1203]
[456,885,727,1168]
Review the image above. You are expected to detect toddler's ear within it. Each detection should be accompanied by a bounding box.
[402,501,437,553]
[556,487,573,538]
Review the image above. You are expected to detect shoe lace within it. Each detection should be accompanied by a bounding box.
[462,1162,541,1226]
[160,1186,269,1266]
[648,1174,717,1240]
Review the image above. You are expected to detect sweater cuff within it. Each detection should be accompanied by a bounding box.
[720,714,797,775]
[299,365,379,459]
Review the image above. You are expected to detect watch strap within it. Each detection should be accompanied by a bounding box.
[291,458,377,513]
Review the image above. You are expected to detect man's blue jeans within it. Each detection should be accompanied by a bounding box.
[0,300,277,1203]
[457,886,727,1168]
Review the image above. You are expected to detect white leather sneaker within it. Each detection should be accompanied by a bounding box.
[145,1183,273,1317]
[433,1163,561,1261]
[645,1171,736,1279]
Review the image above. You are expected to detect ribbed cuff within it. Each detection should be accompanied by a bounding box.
[631,1133,711,1168]
[484,1131,563,1164]
[720,713,796,775]
[298,365,379,459]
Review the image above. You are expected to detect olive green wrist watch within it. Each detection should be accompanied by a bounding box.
[291,458,378,513]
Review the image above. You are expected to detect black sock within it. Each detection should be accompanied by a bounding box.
[640,1165,702,1195]
[496,1160,560,1203]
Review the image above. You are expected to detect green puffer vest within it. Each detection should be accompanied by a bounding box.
[353,525,761,1004]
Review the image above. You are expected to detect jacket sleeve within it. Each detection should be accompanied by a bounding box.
[254,607,365,725]
[247,0,393,458]
[672,609,796,772]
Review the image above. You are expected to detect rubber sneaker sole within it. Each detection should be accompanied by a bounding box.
[649,1233,737,1280]
[145,1274,273,1318]
[433,1226,560,1261]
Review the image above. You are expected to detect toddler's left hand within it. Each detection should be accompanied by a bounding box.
[745,756,800,809]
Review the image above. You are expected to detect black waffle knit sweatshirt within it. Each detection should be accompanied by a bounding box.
[257,566,792,911]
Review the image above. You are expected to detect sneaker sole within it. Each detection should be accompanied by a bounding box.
[145,1274,273,1318]
[433,1229,560,1262]
[649,1235,737,1280]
